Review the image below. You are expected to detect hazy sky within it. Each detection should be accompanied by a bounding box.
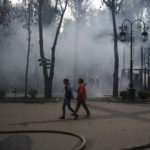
[10,0,101,19]
[11,0,101,9]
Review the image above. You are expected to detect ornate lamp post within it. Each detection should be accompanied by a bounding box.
[119,19,149,99]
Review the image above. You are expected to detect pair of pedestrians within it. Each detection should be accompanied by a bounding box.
[59,78,90,120]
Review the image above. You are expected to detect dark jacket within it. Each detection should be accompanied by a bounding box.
[65,83,74,99]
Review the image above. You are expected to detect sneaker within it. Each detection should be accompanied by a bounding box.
[74,114,79,120]
[58,116,65,120]
[84,114,90,118]
[71,113,75,116]
[87,113,90,116]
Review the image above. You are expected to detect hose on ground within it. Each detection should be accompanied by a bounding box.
[0,130,86,150]
[1,130,150,150]
[120,143,150,150]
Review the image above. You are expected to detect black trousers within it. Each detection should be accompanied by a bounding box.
[75,100,90,115]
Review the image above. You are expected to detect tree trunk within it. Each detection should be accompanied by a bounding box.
[112,0,119,97]
[25,2,31,98]
[44,78,51,98]
[55,0,58,12]
[38,0,49,98]
[49,0,68,98]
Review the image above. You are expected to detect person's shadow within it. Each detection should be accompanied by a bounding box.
[0,135,33,150]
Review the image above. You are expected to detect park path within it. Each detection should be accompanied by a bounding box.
[0,100,150,150]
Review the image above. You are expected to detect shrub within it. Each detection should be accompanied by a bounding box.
[138,90,150,100]
[0,89,6,99]
[28,89,38,98]
[120,91,128,100]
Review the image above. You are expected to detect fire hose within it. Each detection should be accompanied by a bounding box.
[0,130,86,150]
[119,142,150,150]
[0,130,150,150]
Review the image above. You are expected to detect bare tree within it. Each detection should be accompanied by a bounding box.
[49,0,68,97]
[38,0,48,98]
[103,0,123,97]
[55,0,58,12]
[24,0,34,98]
[38,0,68,98]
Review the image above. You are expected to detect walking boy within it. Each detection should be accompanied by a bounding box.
[75,78,90,117]
[59,79,78,120]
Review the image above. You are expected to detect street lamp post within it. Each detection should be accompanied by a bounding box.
[119,19,149,99]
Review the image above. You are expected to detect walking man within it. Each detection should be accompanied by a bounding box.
[59,79,78,120]
[75,78,90,117]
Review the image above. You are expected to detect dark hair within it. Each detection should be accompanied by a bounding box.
[78,78,84,83]
[64,78,69,83]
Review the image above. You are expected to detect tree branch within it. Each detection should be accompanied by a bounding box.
[58,0,63,13]
[103,0,113,8]
[117,0,124,13]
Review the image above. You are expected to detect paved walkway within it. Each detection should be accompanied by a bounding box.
[0,99,150,150]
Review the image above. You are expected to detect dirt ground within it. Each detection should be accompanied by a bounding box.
[0,99,150,150]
